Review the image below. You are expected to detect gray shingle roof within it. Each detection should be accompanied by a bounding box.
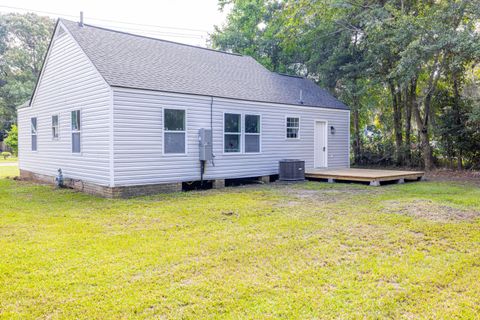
[60,19,348,110]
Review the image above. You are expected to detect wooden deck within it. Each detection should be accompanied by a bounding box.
[305,168,425,186]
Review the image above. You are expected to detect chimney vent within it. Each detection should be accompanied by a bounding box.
[79,11,84,27]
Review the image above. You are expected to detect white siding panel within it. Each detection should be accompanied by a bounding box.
[17,28,111,185]
[113,88,349,186]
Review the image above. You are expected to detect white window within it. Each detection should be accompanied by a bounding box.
[244,114,260,153]
[224,113,241,153]
[286,117,300,139]
[164,109,186,154]
[52,115,59,139]
[71,110,81,153]
[31,117,37,151]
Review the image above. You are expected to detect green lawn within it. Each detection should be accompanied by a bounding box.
[1,166,479,319]
[0,156,17,163]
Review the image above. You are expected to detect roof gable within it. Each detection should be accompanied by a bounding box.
[60,19,348,110]
[28,20,110,108]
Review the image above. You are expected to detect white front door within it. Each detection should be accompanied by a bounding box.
[315,121,327,168]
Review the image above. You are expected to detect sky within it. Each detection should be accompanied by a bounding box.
[0,0,231,46]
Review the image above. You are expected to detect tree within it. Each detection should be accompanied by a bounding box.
[210,0,480,169]
[210,0,290,72]
[4,124,17,155]
[0,13,54,127]
[392,0,480,169]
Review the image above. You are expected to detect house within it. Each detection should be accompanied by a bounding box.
[17,19,350,197]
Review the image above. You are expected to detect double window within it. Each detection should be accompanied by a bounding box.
[71,110,81,153]
[286,117,300,139]
[224,113,261,153]
[164,109,186,154]
[31,117,37,151]
[52,115,59,139]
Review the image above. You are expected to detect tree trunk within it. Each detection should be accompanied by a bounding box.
[389,81,403,166]
[412,92,434,170]
[422,93,434,170]
[404,78,415,167]
[396,89,403,165]
[419,126,433,170]
[452,74,463,170]
[413,54,443,171]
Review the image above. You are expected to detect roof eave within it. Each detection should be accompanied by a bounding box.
[27,19,60,108]
[110,85,350,111]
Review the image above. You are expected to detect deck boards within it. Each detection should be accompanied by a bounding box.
[305,168,424,186]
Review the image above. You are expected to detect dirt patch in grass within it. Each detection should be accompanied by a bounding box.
[273,182,383,207]
[384,199,480,222]
[293,189,360,203]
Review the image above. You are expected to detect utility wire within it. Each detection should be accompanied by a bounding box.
[96,24,205,39]
[0,5,210,34]
[0,5,77,18]
[89,16,209,33]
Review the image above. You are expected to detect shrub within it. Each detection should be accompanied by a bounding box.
[1,151,12,160]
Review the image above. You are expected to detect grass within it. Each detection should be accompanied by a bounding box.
[0,165,18,178]
[0,156,18,163]
[1,165,479,319]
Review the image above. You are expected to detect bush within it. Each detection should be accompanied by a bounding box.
[1,151,12,160]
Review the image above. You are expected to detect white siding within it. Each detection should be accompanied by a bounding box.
[113,87,350,186]
[18,24,112,185]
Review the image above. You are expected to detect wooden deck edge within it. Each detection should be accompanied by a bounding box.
[305,173,424,183]
[305,172,424,179]
[374,174,424,182]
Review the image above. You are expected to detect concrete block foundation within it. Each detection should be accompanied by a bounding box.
[20,169,181,198]
[258,175,270,184]
[212,179,225,189]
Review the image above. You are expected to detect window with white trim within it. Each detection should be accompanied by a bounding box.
[71,110,81,153]
[52,115,59,139]
[286,117,300,139]
[244,114,260,153]
[164,109,186,154]
[31,117,37,151]
[224,113,241,153]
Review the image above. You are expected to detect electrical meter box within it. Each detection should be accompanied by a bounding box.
[198,128,213,161]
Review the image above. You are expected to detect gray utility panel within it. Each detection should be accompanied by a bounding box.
[198,128,213,161]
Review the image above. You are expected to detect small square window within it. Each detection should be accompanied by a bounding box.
[286,117,300,139]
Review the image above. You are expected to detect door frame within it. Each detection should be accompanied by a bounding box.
[314,119,328,168]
